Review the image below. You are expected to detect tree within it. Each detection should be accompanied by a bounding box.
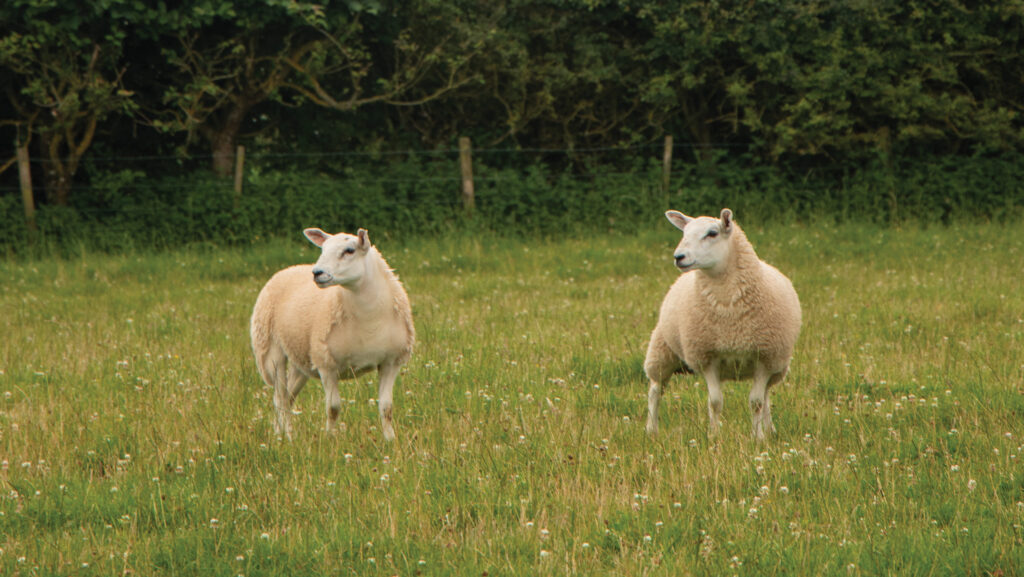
[0,0,140,205]
[151,0,485,176]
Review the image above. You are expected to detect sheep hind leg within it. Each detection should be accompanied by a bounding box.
[377,363,400,442]
[646,380,664,435]
[749,368,783,441]
[264,352,293,440]
[760,372,785,437]
[704,362,724,437]
[319,370,342,434]
[643,333,676,436]
[287,365,308,405]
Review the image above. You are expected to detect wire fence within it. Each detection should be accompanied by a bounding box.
[1,138,699,203]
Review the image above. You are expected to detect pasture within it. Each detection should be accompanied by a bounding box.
[0,222,1022,576]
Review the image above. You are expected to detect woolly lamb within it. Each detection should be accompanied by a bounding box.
[644,209,801,440]
[250,228,414,441]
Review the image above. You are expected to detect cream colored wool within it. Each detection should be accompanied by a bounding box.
[250,228,414,441]
[644,209,801,439]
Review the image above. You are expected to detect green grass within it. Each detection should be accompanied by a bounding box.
[1,223,1022,576]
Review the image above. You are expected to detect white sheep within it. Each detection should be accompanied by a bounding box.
[250,228,414,441]
[644,209,801,440]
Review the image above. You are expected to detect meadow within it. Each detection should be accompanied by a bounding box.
[0,221,1022,576]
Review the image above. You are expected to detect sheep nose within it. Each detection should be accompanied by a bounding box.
[312,268,324,278]
[674,254,686,267]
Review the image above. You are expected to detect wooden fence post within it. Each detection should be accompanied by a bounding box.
[459,137,475,215]
[17,144,36,232]
[234,145,245,206]
[662,135,673,194]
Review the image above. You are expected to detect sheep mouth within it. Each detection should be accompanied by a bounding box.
[313,274,334,288]
[675,261,697,271]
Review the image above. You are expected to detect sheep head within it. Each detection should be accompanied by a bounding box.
[665,209,734,274]
[303,227,372,288]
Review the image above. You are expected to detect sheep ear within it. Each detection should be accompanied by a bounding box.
[357,228,370,250]
[720,209,734,232]
[304,228,331,247]
[665,210,692,232]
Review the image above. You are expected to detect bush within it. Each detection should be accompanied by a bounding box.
[1,152,1020,256]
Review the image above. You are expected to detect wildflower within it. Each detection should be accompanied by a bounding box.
[967,479,977,491]
[779,486,790,495]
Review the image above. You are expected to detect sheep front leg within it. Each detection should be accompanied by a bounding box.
[376,362,400,442]
[704,361,724,437]
[319,370,342,434]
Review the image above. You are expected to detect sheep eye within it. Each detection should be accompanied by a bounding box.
[344,247,356,255]
[705,230,719,239]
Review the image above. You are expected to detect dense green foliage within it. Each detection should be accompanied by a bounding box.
[2,1,1023,249]
[1,226,1022,575]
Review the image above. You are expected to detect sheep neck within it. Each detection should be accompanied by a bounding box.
[332,250,395,320]
[695,227,763,312]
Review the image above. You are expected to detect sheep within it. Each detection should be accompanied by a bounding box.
[250,227,414,441]
[644,208,801,440]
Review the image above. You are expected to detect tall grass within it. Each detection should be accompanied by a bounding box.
[1,222,1022,575]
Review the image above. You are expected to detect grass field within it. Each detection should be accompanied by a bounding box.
[1,222,1022,576]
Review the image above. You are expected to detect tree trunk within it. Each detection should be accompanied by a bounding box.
[37,133,76,206]
[208,101,251,177]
